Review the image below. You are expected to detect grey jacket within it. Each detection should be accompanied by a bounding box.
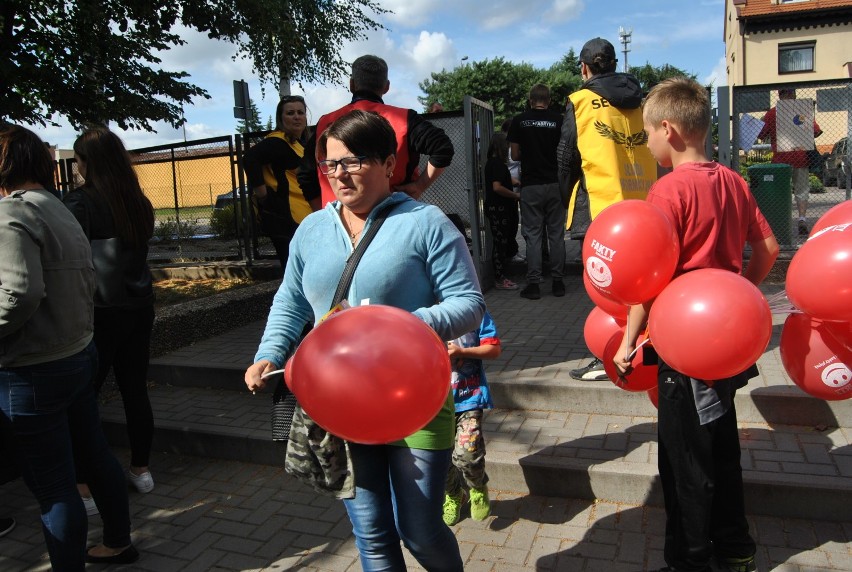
[0,189,95,367]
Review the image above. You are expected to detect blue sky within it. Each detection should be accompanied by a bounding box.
[32,0,727,150]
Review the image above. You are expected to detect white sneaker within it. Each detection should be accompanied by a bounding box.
[81,496,99,516]
[127,469,154,494]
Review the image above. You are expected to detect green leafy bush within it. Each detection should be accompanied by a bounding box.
[210,205,243,239]
[809,174,824,194]
[153,217,200,241]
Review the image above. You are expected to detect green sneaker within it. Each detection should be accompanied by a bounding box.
[443,492,464,526]
[469,486,491,520]
[721,554,756,572]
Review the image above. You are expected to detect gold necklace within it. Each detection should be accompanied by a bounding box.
[343,209,364,245]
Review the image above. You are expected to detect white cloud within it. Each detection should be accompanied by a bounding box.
[546,0,585,23]
[379,0,445,28]
[405,32,458,82]
[704,55,727,89]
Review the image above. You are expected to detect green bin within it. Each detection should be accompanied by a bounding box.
[747,163,792,245]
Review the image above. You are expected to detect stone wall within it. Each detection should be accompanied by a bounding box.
[151,280,279,357]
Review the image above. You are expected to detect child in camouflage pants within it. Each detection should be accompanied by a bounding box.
[444,310,501,525]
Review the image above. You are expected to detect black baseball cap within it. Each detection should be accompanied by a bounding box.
[580,38,617,65]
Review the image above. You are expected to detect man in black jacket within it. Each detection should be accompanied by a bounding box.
[299,55,454,207]
[557,37,657,381]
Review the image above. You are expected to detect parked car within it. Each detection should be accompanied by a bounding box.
[822,137,850,189]
[213,186,248,211]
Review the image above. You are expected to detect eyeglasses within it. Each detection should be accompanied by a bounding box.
[280,95,305,103]
[318,156,367,175]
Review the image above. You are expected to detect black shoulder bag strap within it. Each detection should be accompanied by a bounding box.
[330,202,393,308]
[271,201,394,442]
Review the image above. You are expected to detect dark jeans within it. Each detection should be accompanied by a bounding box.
[657,361,756,572]
[93,305,155,468]
[0,342,132,571]
[519,182,566,283]
[485,204,517,281]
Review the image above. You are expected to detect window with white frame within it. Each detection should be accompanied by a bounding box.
[779,41,815,73]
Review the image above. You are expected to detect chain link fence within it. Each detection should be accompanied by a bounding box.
[52,104,496,280]
[730,79,851,249]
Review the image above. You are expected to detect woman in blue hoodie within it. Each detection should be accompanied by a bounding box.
[245,110,484,571]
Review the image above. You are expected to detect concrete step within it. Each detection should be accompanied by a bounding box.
[99,383,852,523]
[149,356,852,430]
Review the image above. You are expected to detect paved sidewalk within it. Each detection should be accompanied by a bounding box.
[1,273,851,570]
[2,447,851,572]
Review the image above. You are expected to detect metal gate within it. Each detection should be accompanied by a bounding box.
[724,79,851,249]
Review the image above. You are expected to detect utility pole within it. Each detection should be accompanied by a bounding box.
[618,27,633,73]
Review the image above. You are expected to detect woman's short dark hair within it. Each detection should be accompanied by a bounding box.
[0,124,56,192]
[317,110,396,163]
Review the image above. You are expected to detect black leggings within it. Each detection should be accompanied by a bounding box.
[92,305,155,469]
[486,204,517,281]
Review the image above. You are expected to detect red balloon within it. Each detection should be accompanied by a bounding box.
[583,271,628,320]
[647,385,659,409]
[825,321,852,353]
[284,356,294,391]
[602,333,658,392]
[582,200,679,305]
[780,313,852,401]
[787,224,852,322]
[810,200,852,237]
[287,305,451,443]
[649,269,772,380]
[584,306,626,360]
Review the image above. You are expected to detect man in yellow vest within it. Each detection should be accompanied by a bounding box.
[557,37,657,381]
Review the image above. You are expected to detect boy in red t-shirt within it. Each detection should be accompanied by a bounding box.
[615,78,780,572]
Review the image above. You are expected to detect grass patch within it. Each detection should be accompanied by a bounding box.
[153,277,258,308]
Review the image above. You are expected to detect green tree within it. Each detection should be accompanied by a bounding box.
[236,99,264,133]
[1,0,386,131]
[629,62,697,94]
[419,58,540,129]
[418,52,583,129]
[539,49,583,110]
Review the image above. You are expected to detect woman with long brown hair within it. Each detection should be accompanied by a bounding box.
[65,128,157,500]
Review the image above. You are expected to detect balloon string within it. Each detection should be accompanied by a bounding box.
[261,368,285,379]
[627,337,650,362]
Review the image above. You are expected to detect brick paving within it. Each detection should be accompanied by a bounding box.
[1,271,851,570]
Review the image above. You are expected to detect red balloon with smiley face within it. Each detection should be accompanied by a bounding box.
[780,313,852,401]
[582,200,679,306]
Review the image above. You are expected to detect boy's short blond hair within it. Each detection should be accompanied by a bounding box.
[643,77,710,141]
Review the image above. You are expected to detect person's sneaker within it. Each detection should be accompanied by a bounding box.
[520,283,541,300]
[552,279,565,297]
[469,486,491,520]
[720,554,756,572]
[798,219,809,236]
[0,517,15,538]
[127,469,155,494]
[81,496,99,517]
[443,492,464,526]
[494,278,519,291]
[570,357,609,381]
